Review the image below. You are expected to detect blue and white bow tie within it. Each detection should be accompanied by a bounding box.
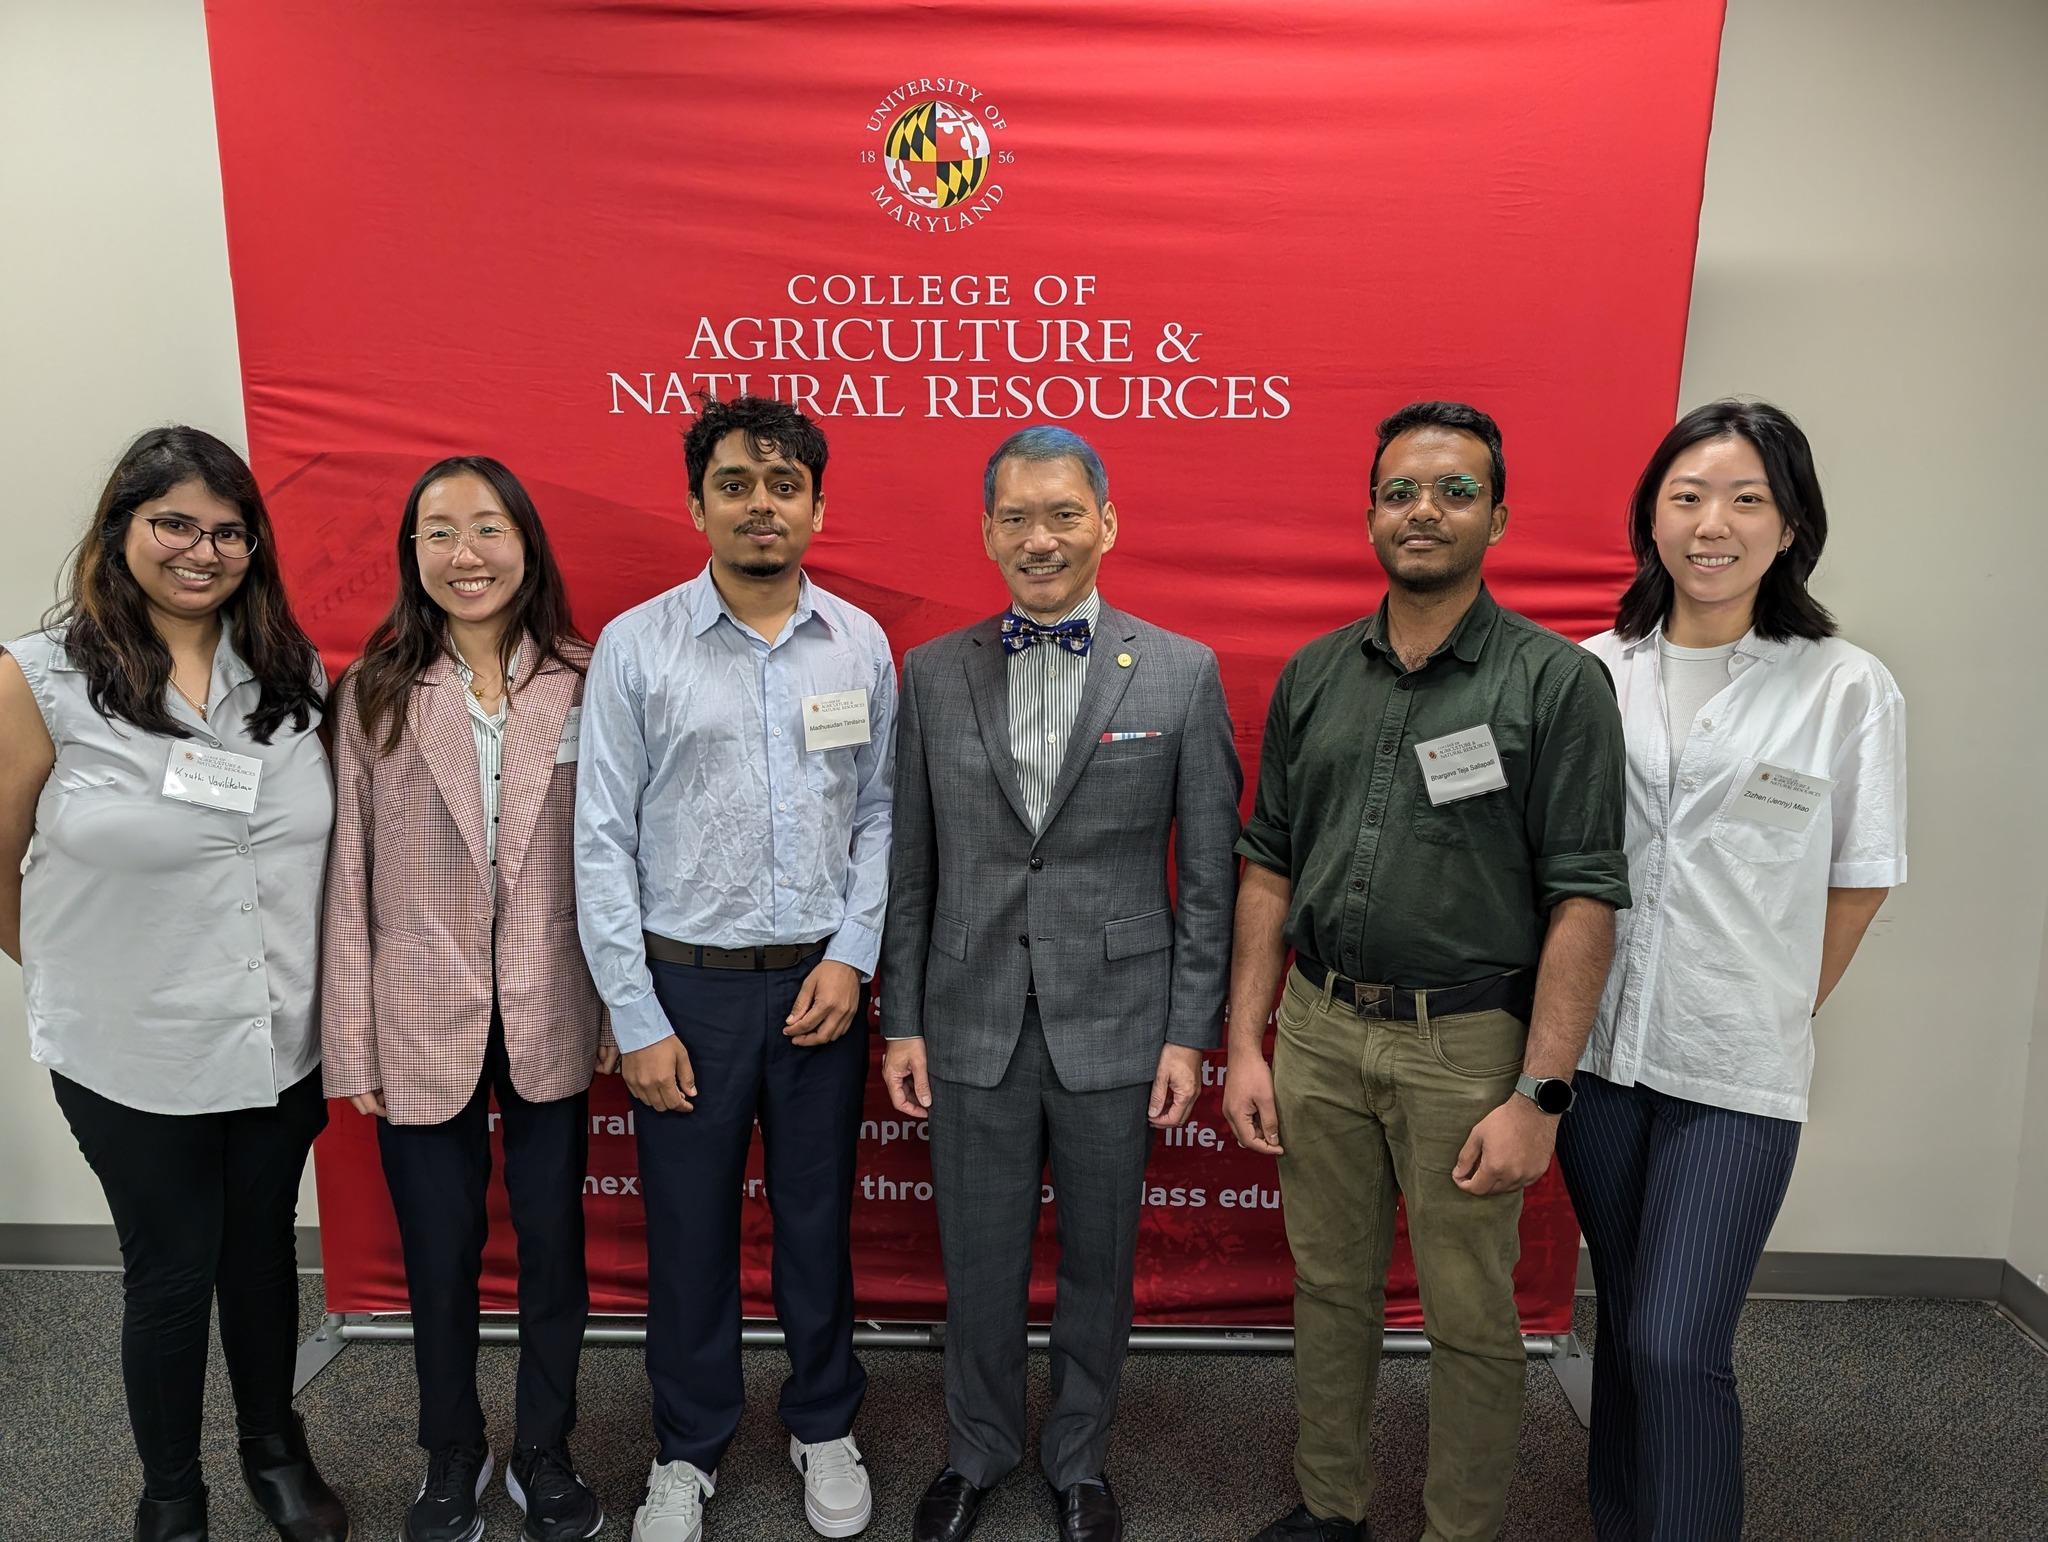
[1000,611,1093,657]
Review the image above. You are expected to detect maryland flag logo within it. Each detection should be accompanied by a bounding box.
[883,100,991,209]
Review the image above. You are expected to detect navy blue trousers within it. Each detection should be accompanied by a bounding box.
[639,957,869,1472]
[1556,1073,1801,1541]
[377,1016,590,1454]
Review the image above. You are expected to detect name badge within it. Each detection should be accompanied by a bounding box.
[162,743,262,814]
[555,705,582,765]
[1730,761,1832,830]
[1414,724,1508,806]
[803,688,871,752]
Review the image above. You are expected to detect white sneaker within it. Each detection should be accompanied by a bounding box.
[790,1434,872,1537]
[631,1458,715,1542]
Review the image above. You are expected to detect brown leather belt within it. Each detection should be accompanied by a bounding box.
[1297,956,1532,1023]
[644,933,828,971]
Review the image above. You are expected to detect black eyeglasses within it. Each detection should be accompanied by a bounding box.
[144,516,258,558]
[1375,474,1487,513]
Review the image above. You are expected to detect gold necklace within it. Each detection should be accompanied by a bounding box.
[172,678,209,719]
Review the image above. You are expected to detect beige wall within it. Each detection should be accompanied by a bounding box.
[4,0,2046,1273]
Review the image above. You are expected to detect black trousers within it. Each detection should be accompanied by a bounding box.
[377,1017,590,1453]
[639,956,869,1472]
[52,1067,327,1502]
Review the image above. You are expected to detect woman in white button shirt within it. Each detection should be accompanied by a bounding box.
[1560,400,1907,1541]
[0,427,346,1542]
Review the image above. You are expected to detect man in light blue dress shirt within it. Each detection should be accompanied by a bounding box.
[575,397,896,1542]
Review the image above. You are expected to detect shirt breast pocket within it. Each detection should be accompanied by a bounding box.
[1411,787,1515,849]
[1709,763,1822,866]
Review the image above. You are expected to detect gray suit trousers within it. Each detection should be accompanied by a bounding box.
[926,1001,1153,1490]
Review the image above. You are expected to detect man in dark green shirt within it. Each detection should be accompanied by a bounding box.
[1224,401,1629,1542]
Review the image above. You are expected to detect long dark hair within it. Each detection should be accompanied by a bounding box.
[43,426,322,742]
[350,456,586,753]
[1615,399,1836,643]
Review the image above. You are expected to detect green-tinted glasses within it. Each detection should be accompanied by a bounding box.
[1375,474,1486,513]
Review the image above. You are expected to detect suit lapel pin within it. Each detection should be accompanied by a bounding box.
[1116,652,1133,668]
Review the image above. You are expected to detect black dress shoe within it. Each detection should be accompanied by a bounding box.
[1248,1502,1370,1542]
[912,1466,988,1542]
[239,1413,350,1541]
[1052,1474,1121,1542]
[135,1487,208,1542]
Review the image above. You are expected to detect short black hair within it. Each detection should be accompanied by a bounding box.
[1369,400,1507,504]
[1614,398,1836,643]
[683,394,828,502]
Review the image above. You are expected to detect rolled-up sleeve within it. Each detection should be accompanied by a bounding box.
[1828,686,1908,888]
[573,625,671,1053]
[1234,659,1295,878]
[1526,653,1632,912]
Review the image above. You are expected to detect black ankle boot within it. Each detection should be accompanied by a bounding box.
[239,1412,349,1541]
[135,1486,208,1542]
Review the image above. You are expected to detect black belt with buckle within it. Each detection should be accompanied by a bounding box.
[1297,956,1532,1023]
[644,933,828,971]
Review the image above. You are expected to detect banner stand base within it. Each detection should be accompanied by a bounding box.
[1546,1331,1594,1429]
[297,1314,1584,1399]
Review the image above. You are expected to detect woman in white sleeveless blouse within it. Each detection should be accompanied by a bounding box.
[0,427,346,1542]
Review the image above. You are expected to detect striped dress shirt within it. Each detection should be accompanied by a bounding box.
[451,642,523,864]
[1007,590,1101,831]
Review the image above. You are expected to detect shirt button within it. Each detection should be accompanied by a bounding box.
[1350,879,1365,892]
[1365,810,1380,826]
[241,901,254,913]
[1046,731,1057,743]
[1017,934,1030,947]
[778,802,787,813]
[773,727,781,736]
[1700,718,1713,732]
[1029,856,1043,870]
[1682,778,1697,791]
[252,1018,266,1029]
[247,959,261,971]
[237,843,251,855]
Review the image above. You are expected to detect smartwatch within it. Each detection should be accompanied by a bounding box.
[1515,1074,1575,1115]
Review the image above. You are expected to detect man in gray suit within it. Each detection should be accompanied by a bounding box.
[882,425,1242,1542]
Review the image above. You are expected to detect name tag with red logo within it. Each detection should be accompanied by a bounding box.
[1414,724,1508,806]
[1731,761,1831,830]
[161,743,262,814]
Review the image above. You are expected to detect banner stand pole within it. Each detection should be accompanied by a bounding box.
[294,1315,1583,1400]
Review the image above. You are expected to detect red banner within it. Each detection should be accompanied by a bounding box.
[204,0,1725,1331]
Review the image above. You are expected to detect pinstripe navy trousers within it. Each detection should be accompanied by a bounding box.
[1556,1072,1801,1541]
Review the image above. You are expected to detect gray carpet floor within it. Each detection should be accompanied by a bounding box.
[1,1272,2043,1540]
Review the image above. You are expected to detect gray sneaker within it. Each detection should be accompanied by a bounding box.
[631,1458,716,1542]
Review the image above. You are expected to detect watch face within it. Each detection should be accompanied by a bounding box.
[1536,1078,1575,1115]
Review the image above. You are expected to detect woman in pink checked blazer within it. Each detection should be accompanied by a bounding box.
[321,456,611,1542]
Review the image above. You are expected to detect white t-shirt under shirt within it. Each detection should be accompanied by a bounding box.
[1577,626,1908,1122]
[1659,637,1739,789]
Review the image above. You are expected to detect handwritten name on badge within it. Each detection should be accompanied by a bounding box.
[802,688,871,752]
[1414,724,1508,806]
[161,743,263,814]
[1731,761,1832,831]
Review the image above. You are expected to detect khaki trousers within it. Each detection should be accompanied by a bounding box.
[1273,963,1529,1542]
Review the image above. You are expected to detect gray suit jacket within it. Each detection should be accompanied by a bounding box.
[882,603,1243,1091]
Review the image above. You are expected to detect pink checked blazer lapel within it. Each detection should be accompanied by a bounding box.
[410,661,491,894]
[495,654,575,890]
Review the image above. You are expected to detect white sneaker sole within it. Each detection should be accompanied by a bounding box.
[505,1464,604,1539]
[804,1487,873,1538]
[631,1513,703,1542]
